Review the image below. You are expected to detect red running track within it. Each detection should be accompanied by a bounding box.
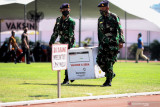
[15,95,160,107]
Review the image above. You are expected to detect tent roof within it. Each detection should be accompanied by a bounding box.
[0,0,34,5]
[0,0,160,31]
[0,0,139,19]
[110,0,160,28]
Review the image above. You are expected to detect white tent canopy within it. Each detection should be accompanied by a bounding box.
[0,0,34,5]
[110,0,160,29]
[0,0,139,19]
[0,0,160,30]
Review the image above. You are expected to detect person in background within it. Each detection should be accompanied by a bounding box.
[135,33,149,63]
[16,27,30,64]
[33,42,43,62]
[5,30,20,63]
[0,42,8,62]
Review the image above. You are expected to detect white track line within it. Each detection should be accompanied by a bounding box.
[1,91,160,107]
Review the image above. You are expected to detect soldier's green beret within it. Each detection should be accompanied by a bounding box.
[60,3,70,9]
[98,0,109,7]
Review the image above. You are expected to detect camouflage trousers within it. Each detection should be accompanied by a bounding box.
[96,51,117,78]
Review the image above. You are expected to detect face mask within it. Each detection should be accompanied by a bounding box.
[62,11,69,16]
[100,10,108,16]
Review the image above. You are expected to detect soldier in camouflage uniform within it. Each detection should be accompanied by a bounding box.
[49,3,75,85]
[97,0,125,87]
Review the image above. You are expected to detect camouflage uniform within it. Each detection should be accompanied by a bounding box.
[49,16,75,48]
[96,11,125,83]
[49,16,75,82]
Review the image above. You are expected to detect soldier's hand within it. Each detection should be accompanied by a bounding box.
[119,43,123,49]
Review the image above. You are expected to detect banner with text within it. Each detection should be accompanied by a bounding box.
[1,20,38,32]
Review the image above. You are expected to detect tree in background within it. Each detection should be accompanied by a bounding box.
[150,40,160,61]
[128,43,137,59]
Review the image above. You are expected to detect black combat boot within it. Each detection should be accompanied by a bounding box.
[70,80,75,83]
[61,75,69,85]
[101,77,112,87]
[101,73,116,87]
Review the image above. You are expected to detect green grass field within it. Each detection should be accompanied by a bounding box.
[0,62,160,102]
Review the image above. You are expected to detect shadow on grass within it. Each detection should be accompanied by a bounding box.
[20,83,100,87]
[67,84,100,87]
[150,63,160,65]
[21,83,56,86]
[29,95,49,98]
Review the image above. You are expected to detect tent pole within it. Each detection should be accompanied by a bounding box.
[93,31,94,46]
[35,0,37,43]
[125,11,127,62]
[0,19,1,46]
[24,4,26,26]
[79,0,82,47]
[147,31,149,47]
[148,31,150,57]
[149,31,150,45]
[149,31,150,57]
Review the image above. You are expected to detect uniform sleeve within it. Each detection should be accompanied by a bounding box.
[49,18,59,45]
[117,17,125,43]
[68,20,75,48]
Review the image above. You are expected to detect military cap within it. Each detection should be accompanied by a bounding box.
[60,3,70,9]
[97,0,109,7]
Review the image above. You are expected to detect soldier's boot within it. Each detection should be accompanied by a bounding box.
[101,77,112,87]
[101,73,116,87]
[70,80,75,83]
[61,75,69,85]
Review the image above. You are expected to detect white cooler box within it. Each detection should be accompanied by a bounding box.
[67,47,105,80]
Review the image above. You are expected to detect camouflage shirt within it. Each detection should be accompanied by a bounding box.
[98,11,125,53]
[49,16,75,49]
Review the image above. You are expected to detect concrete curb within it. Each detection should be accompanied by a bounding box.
[1,91,160,107]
